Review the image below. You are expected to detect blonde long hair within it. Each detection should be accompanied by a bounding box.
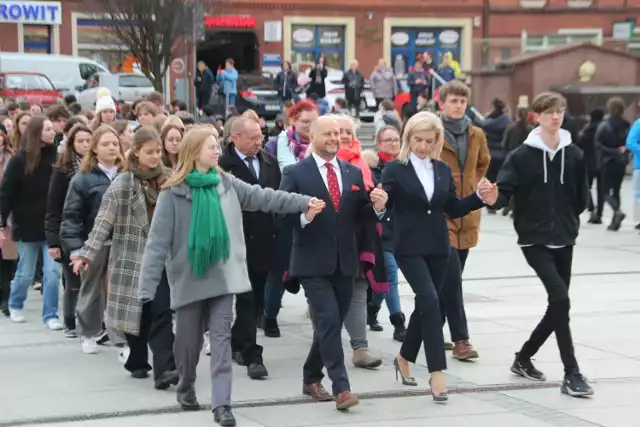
[163,127,221,189]
[79,125,124,173]
[398,111,444,163]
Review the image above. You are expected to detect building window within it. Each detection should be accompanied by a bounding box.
[291,25,345,71]
[522,29,603,53]
[390,27,462,76]
[23,25,51,53]
[76,19,130,72]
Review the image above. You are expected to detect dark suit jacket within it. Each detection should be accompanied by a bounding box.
[381,159,484,257]
[219,143,281,272]
[278,155,376,278]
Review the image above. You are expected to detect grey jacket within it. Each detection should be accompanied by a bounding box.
[138,173,310,310]
[370,67,396,100]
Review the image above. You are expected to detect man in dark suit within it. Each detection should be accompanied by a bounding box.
[219,116,279,380]
[278,116,388,411]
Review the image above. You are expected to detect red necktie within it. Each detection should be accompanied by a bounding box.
[325,163,341,212]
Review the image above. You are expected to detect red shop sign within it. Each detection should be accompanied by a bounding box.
[204,16,256,29]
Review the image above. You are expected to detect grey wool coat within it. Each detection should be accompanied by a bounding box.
[78,171,158,335]
[138,172,310,310]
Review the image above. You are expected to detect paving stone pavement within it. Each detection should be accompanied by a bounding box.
[0,179,638,427]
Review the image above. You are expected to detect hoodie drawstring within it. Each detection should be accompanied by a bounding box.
[542,148,565,185]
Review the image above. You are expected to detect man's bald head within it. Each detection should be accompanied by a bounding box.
[310,115,338,135]
[231,116,263,156]
[309,116,340,159]
[230,116,259,135]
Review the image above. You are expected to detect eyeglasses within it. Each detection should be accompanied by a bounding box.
[381,138,400,144]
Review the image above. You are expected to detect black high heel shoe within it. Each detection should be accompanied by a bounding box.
[393,358,418,386]
[429,378,448,403]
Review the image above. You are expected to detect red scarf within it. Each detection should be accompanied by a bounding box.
[337,139,374,190]
[378,151,397,165]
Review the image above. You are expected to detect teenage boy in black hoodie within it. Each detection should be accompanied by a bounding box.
[485,92,593,397]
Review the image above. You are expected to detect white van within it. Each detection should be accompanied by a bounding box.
[0,53,109,95]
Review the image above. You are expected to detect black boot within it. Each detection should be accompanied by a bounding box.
[587,211,602,224]
[0,283,9,317]
[389,312,406,342]
[367,304,383,332]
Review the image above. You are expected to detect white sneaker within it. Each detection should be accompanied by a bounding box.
[81,337,99,354]
[118,345,130,364]
[45,318,63,331]
[9,309,25,323]
[203,331,211,356]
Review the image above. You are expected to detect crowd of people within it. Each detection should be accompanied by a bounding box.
[4,75,640,426]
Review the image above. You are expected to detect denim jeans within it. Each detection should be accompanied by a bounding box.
[8,241,61,322]
[225,93,236,112]
[633,169,640,222]
[371,251,402,314]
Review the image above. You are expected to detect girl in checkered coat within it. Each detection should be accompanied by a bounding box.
[72,126,178,390]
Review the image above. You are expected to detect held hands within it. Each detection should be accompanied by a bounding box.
[48,248,61,261]
[70,255,89,275]
[370,184,388,212]
[305,197,326,222]
[619,146,627,154]
[478,178,499,206]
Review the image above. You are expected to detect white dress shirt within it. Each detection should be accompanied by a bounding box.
[409,153,434,201]
[234,147,261,178]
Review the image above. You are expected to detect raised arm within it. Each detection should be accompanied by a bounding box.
[138,190,175,303]
[493,152,518,210]
[77,183,118,263]
[230,173,310,214]
[444,168,484,219]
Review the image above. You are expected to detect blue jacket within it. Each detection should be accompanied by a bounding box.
[626,118,640,169]
[437,66,456,83]
[217,68,238,95]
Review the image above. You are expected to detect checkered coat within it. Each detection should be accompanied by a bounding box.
[79,171,161,335]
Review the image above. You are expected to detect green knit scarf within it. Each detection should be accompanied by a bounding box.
[185,168,230,277]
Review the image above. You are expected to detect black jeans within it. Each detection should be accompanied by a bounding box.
[125,271,176,379]
[302,273,353,395]
[346,96,361,118]
[398,254,450,373]
[440,248,469,342]
[599,161,626,215]
[231,269,266,365]
[59,253,81,329]
[519,245,579,374]
[0,256,16,308]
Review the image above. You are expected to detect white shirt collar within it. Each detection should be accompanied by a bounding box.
[234,146,248,161]
[409,152,433,169]
[311,152,339,170]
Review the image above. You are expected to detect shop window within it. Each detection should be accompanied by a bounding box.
[24,25,51,54]
[291,25,345,72]
[522,29,602,53]
[76,18,130,72]
[390,28,462,77]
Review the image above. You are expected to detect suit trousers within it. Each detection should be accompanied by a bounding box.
[302,273,354,395]
[125,270,176,379]
[76,246,109,338]
[398,254,450,373]
[440,248,470,342]
[519,245,579,374]
[231,269,266,365]
[174,295,233,410]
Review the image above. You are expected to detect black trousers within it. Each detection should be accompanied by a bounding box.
[599,161,626,215]
[125,271,176,379]
[440,248,469,342]
[398,254,450,373]
[0,256,16,307]
[59,252,81,329]
[302,273,353,395]
[586,171,603,214]
[346,95,361,118]
[231,269,266,365]
[519,245,579,374]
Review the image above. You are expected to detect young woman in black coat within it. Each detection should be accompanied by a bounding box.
[381,112,497,402]
[60,125,123,354]
[307,56,328,99]
[45,123,92,336]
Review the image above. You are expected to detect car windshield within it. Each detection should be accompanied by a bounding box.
[5,74,55,91]
[119,75,152,88]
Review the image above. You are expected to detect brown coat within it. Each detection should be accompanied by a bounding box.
[0,153,17,260]
[441,125,490,250]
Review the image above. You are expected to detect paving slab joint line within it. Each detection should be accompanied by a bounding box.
[0,381,567,427]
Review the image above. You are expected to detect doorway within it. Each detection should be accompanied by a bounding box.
[196,30,259,73]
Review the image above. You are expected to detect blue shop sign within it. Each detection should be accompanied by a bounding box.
[262,54,282,66]
[0,1,62,25]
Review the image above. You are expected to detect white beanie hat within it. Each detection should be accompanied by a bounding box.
[95,93,116,114]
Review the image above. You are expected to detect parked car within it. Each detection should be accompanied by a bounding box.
[0,72,63,107]
[0,53,108,96]
[394,76,412,117]
[207,74,281,120]
[77,72,155,109]
[298,68,377,121]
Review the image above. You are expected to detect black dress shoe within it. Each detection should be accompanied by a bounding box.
[263,317,281,338]
[154,370,179,390]
[131,369,149,379]
[213,405,236,426]
[177,390,200,411]
[247,362,268,379]
[232,352,245,366]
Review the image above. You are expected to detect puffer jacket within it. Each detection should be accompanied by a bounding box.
[60,167,115,255]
